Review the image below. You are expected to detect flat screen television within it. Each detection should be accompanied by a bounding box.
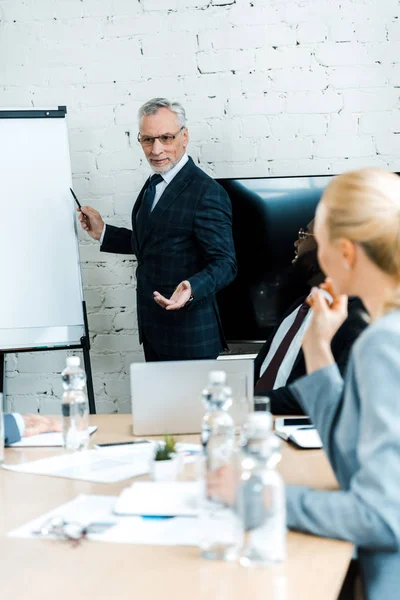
[216,175,333,343]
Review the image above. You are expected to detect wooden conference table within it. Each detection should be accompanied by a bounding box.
[0,415,352,600]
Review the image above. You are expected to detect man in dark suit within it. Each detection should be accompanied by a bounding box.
[78,98,237,361]
[254,220,368,414]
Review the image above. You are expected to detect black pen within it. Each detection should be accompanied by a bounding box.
[70,188,88,220]
[94,440,151,448]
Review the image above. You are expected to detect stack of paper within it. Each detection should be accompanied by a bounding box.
[114,481,202,516]
[9,493,229,547]
[9,426,98,447]
[3,443,155,483]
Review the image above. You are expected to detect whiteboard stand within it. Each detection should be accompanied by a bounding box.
[79,299,96,414]
[0,301,96,415]
[0,107,96,414]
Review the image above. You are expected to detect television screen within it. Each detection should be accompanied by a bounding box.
[216,175,333,343]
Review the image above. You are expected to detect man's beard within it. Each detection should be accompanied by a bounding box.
[149,157,177,174]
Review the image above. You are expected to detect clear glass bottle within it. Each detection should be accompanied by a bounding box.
[238,412,286,567]
[61,356,89,451]
[199,370,239,560]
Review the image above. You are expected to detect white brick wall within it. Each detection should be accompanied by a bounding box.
[1,0,399,415]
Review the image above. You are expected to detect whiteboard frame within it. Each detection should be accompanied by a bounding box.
[0,107,95,413]
[0,105,85,350]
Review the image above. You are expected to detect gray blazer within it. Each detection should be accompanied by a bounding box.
[287,310,400,600]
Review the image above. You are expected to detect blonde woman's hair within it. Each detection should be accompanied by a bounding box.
[321,168,400,314]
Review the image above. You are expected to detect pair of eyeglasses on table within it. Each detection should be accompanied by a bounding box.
[32,517,86,546]
[32,517,115,547]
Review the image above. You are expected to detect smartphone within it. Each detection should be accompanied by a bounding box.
[274,417,312,438]
[94,440,150,448]
[280,417,312,427]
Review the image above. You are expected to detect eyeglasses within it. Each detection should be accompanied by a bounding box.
[298,228,315,240]
[32,517,87,547]
[137,126,185,147]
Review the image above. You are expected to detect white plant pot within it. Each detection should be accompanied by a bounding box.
[151,456,180,482]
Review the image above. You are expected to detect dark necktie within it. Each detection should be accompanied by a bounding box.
[136,173,164,244]
[255,302,310,394]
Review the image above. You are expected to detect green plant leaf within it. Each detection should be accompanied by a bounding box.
[154,435,177,461]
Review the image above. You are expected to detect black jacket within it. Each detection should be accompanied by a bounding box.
[254,296,368,414]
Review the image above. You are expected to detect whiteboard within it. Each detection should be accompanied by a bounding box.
[0,110,85,350]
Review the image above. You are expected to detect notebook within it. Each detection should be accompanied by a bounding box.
[286,428,322,449]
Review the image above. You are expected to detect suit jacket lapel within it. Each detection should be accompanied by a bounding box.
[139,158,196,248]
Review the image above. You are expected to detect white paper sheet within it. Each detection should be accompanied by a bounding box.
[3,443,155,483]
[114,481,201,517]
[9,426,98,447]
[176,442,203,464]
[9,494,231,547]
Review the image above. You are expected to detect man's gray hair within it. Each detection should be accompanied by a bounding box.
[138,98,187,127]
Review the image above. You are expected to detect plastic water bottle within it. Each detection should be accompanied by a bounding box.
[61,356,89,451]
[200,370,239,560]
[238,412,286,567]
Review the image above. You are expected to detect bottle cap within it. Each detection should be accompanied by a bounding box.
[66,356,80,367]
[208,370,226,384]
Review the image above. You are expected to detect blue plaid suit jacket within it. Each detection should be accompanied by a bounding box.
[101,157,237,359]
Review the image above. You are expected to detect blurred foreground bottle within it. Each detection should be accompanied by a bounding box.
[238,412,286,567]
[200,370,239,560]
[61,356,89,451]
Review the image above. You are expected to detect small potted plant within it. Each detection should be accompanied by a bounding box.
[151,435,179,481]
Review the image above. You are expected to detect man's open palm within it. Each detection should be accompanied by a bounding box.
[153,280,192,310]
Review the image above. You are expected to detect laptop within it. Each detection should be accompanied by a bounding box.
[130,358,254,436]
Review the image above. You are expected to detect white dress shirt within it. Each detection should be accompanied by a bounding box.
[99,153,189,245]
[259,303,313,389]
[149,153,189,211]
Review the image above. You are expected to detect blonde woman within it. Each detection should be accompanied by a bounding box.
[287,168,400,599]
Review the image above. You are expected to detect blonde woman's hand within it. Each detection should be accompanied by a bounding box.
[302,278,348,374]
